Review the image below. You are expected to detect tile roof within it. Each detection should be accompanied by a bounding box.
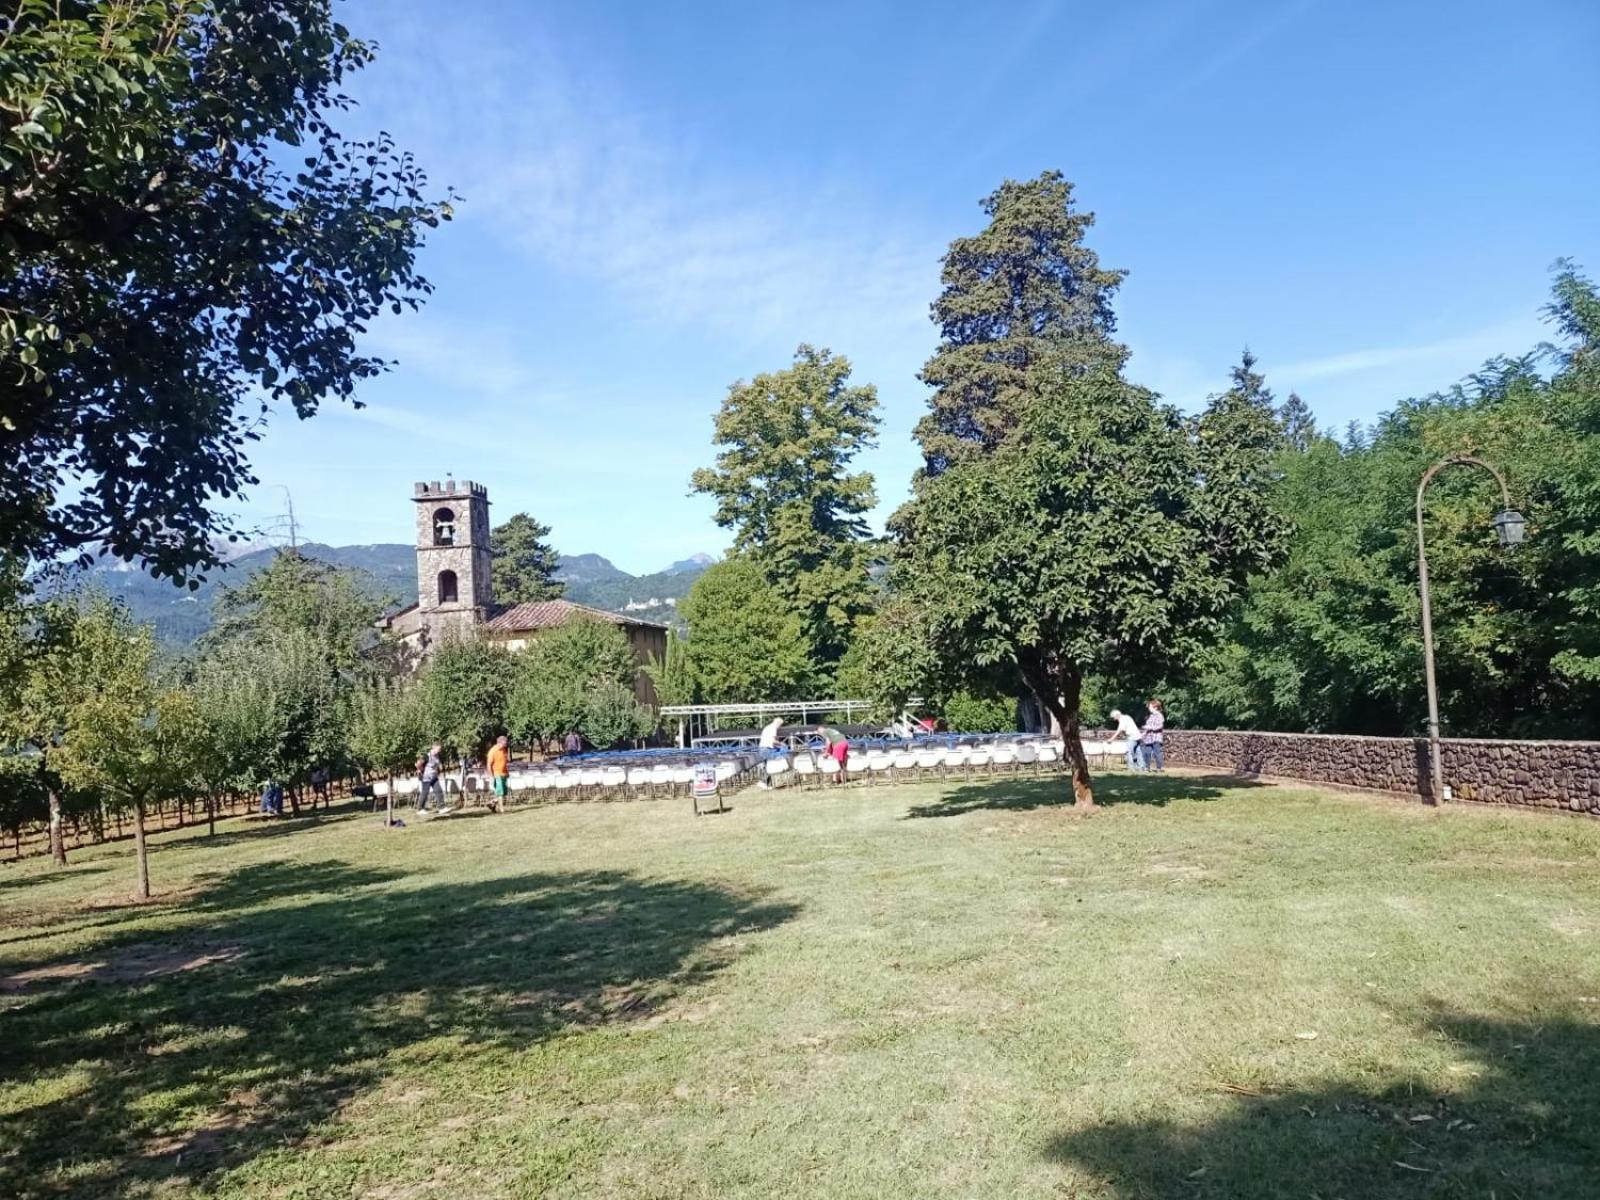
[483,599,668,634]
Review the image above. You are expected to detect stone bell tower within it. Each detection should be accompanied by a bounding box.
[413,479,493,646]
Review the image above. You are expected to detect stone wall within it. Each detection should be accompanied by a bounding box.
[1164,729,1600,816]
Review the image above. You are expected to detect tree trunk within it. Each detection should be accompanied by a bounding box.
[207,791,216,837]
[1019,653,1095,809]
[46,783,66,866]
[385,774,395,828]
[132,801,151,901]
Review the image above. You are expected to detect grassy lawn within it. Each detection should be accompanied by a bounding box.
[3,773,1599,1199]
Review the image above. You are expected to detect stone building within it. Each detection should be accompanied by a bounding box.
[376,479,668,706]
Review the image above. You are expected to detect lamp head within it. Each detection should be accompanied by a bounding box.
[1493,508,1527,548]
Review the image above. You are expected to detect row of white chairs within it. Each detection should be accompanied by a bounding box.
[767,740,1067,787]
[370,758,759,804]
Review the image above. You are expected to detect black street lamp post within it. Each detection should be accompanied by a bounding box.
[1415,455,1525,805]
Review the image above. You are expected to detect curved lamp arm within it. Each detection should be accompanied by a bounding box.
[1414,454,1523,805]
[1415,454,1514,519]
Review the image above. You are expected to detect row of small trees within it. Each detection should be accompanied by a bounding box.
[0,550,652,890]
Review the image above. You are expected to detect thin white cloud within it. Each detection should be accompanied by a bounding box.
[1278,316,1544,383]
[364,318,538,399]
[347,8,939,353]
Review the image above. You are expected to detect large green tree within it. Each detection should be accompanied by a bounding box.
[1,0,452,582]
[677,560,812,704]
[691,345,880,673]
[893,178,1283,805]
[916,170,1126,474]
[491,513,565,604]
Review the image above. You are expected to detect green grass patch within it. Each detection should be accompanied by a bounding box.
[2,774,1598,1198]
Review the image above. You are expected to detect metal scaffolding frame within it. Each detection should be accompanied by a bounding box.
[658,699,877,746]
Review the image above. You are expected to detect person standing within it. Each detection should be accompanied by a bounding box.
[1109,709,1144,771]
[1140,700,1167,773]
[309,764,332,809]
[486,735,510,813]
[259,778,283,817]
[757,717,784,789]
[417,743,449,815]
[816,725,849,785]
[563,730,583,757]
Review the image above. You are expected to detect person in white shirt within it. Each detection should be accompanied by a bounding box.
[1109,709,1144,771]
[757,717,784,787]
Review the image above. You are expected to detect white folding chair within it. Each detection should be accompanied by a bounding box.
[866,751,894,785]
[792,752,819,788]
[765,756,791,787]
[992,745,1019,774]
[1016,744,1040,776]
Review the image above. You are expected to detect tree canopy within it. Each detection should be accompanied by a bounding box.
[208,549,389,672]
[916,170,1125,474]
[1,0,452,583]
[677,560,813,705]
[892,175,1283,805]
[691,345,880,675]
[506,617,648,750]
[1171,263,1600,738]
[491,513,565,604]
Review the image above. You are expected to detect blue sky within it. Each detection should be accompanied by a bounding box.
[234,0,1599,573]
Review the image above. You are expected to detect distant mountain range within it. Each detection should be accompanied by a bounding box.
[67,543,714,645]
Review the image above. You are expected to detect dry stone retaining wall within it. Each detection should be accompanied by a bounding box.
[1164,729,1600,816]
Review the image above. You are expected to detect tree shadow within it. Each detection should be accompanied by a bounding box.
[0,862,114,894]
[1045,1004,1600,1197]
[0,859,799,1198]
[904,773,1258,818]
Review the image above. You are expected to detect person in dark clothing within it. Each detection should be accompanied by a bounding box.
[1141,700,1167,772]
[417,744,450,814]
[259,779,284,817]
[564,730,583,756]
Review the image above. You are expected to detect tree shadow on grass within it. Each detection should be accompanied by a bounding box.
[0,861,115,895]
[1045,1005,1600,1198]
[904,772,1260,819]
[0,859,799,1198]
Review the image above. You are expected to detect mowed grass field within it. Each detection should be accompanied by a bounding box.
[3,772,1599,1199]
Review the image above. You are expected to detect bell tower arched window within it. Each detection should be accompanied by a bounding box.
[433,507,457,546]
[438,570,459,605]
